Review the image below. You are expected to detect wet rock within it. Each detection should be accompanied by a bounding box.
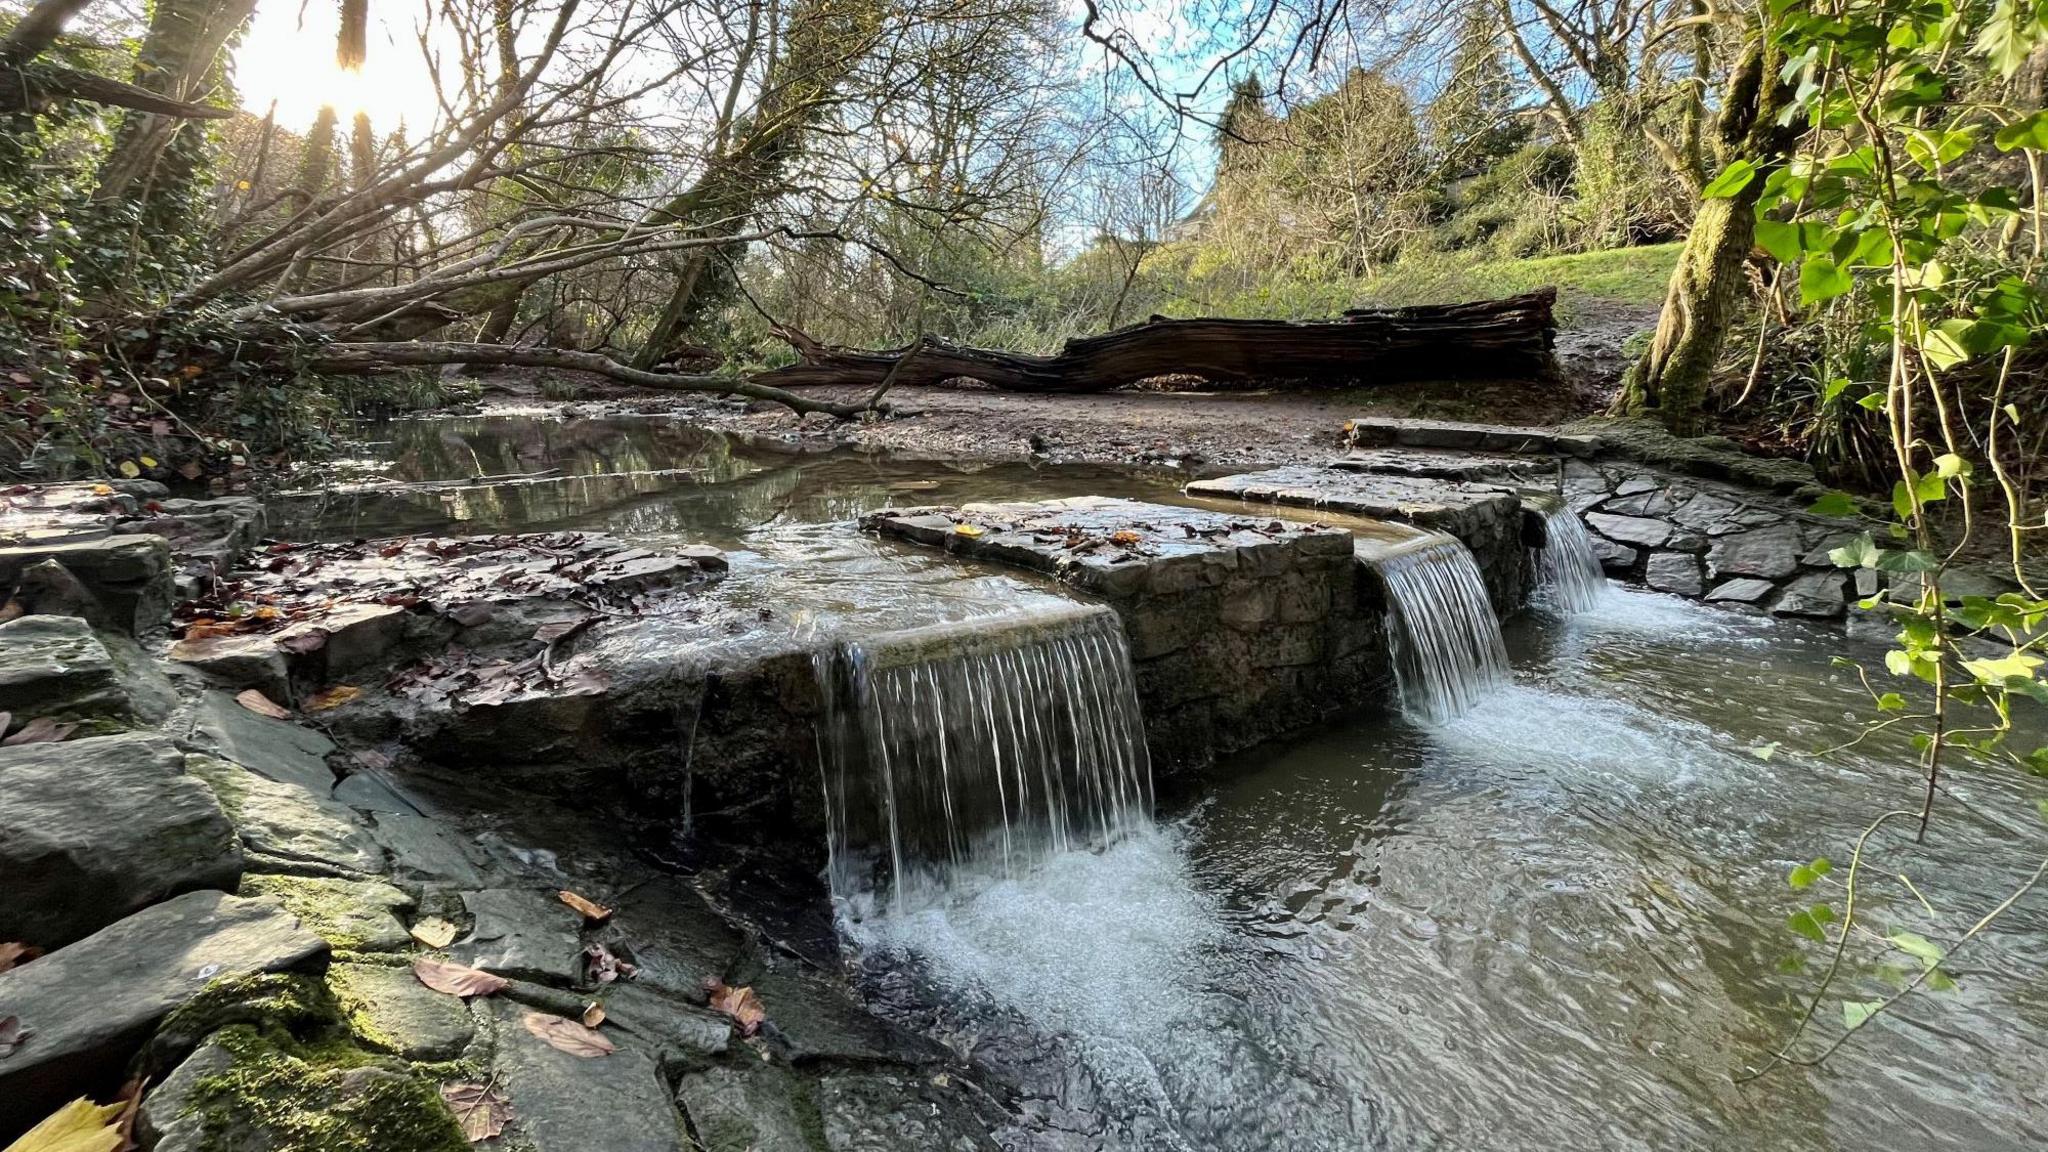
[485,997,687,1151]
[818,1071,1003,1152]
[1584,512,1672,550]
[112,496,266,581]
[1343,417,1597,456]
[330,962,476,1060]
[1706,578,1776,605]
[186,754,385,878]
[332,769,423,815]
[0,614,133,727]
[1598,488,1675,517]
[8,558,106,623]
[748,965,950,1066]
[604,882,744,1002]
[1586,534,1638,574]
[167,632,290,698]
[595,984,731,1067]
[1773,571,1848,619]
[1668,491,1744,531]
[1706,523,1803,581]
[368,812,488,887]
[0,533,173,635]
[452,888,584,983]
[0,732,242,950]
[183,690,338,794]
[239,874,413,952]
[0,891,327,1137]
[674,1063,817,1152]
[1644,552,1704,597]
[279,602,409,679]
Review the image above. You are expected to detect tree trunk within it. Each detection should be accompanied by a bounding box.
[92,0,257,205]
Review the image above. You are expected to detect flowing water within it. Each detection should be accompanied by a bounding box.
[1530,497,1608,613]
[300,413,2048,1151]
[1371,533,1512,721]
[815,605,1154,916]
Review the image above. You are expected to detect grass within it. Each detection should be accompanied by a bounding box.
[1353,243,1681,319]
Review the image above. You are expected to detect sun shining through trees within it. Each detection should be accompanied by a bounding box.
[233,2,441,130]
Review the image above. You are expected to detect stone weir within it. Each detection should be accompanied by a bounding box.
[864,496,1386,773]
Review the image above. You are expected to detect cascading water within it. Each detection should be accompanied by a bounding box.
[1529,500,1607,613]
[1373,533,1510,722]
[815,604,1154,915]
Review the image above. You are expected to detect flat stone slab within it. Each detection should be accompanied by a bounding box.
[330,961,476,1060]
[238,874,414,952]
[186,754,385,878]
[0,733,242,950]
[183,690,338,794]
[485,997,687,1152]
[1345,416,1598,456]
[0,890,327,1136]
[451,888,584,984]
[0,615,134,726]
[866,495,1355,600]
[1330,447,1550,483]
[0,533,173,635]
[1185,466,1522,543]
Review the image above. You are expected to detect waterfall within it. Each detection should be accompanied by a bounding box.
[1530,501,1606,613]
[816,604,1154,916]
[1372,533,1510,722]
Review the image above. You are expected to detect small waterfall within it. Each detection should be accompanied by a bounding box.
[1530,501,1606,613]
[1373,533,1510,721]
[816,605,1154,915]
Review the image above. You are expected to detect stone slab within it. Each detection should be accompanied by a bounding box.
[1707,523,1805,581]
[183,690,338,794]
[1343,417,1598,456]
[239,874,414,952]
[0,891,327,1138]
[331,961,476,1060]
[485,997,687,1152]
[452,888,584,983]
[0,615,134,726]
[0,733,242,950]
[0,533,173,635]
[187,754,384,878]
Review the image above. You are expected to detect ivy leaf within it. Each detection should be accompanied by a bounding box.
[1962,653,2043,682]
[1920,320,1974,370]
[1787,857,1832,888]
[1755,218,1802,262]
[1806,490,1859,518]
[1888,931,1944,966]
[1932,452,1972,479]
[1994,110,2048,151]
[1702,159,1759,199]
[1842,999,1884,1029]
[1876,692,1907,712]
[1974,0,2036,77]
[1828,533,1882,569]
[1800,257,1853,305]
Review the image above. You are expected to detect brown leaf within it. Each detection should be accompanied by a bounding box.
[3,716,77,746]
[303,685,361,712]
[234,689,291,719]
[702,979,767,1037]
[438,1081,511,1143]
[557,890,612,924]
[408,917,458,949]
[1109,530,1142,546]
[412,957,508,999]
[0,599,23,624]
[112,1075,144,1152]
[0,941,42,973]
[582,943,636,986]
[520,1011,614,1057]
[278,629,329,655]
[352,749,392,771]
[580,1002,606,1029]
[0,1014,29,1056]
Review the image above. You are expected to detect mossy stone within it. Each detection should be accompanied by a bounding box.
[237,875,413,953]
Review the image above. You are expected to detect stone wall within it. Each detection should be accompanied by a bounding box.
[867,497,1386,774]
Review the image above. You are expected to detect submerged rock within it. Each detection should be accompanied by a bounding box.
[0,732,242,950]
[0,891,328,1137]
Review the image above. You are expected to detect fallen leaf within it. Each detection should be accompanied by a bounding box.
[520,1011,614,1057]
[582,943,636,985]
[702,979,767,1036]
[1109,530,1142,546]
[0,942,41,973]
[0,1014,30,1057]
[111,1076,143,1152]
[952,523,985,537]
[438,1081,511,1143]
[304,685,361,712]
[412,957,508,999]
[90,484,114,496]
[408,917,459,949]
[5,1097,121,1152]
[234,689,290,719]
[558,890,612,924]
[581,1002,605,1028]
[3,717,77,746]
[117,461,140,478]
[352,749,392,770]
[0,600,20,624]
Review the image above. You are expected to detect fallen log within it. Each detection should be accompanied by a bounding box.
[756,288,1558,395]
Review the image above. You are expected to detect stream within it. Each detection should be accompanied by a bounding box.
[299,413,2048,1151]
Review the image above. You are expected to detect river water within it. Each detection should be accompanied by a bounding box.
[304,414,2048,1151]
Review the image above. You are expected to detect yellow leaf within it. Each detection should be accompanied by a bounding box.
[304,685,361,711]
[557,890,612,923]
[117,461,139,478]
[953,523,985,537]
[4,1098,124,1152]
[581,1001,606,1028]
[90,485,113,496]
[408,917,458,949]
[140,456,158,468]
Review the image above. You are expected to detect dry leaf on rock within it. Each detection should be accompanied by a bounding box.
[582,943,636,985]
[303,685,361,712]
[557,890,612,924]
[438,1081,511,1142]
[234,689,291,719]
[702,979,767,1037]
[581,1002,606,1028]
[352,749,392,771]
[412,957,507,999]
[5,1097,123,1152]
[3,717,76,746]
[408,917,459,949]
[0,942,41,973]
[0,1014,31,1056]
[520,1011,614,1057]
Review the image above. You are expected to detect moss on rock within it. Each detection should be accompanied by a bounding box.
[238,875,413,952]
[177,1023,468,1152]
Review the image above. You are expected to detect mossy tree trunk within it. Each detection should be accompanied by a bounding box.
[1616,36,1797,434]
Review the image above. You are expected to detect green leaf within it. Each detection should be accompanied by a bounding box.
[1787,908,1828,942]
[1995,110,2048,151]
[1920,321,1974,370]
[1755,218,1802,262]
[1842,999,1884,1029]
[1787,857,1831,888]
[1750,741,1781,761]
[1702,159,1759,199]
[1801,257,1854,305]
[1963,652,2043,682]
[1876,692,1907,711]
[1933,452,1972,479]
[1806,490,1859,518]
[1975,0,2037,77]
[1878,549,1940,573]
[1857,392,1889,412]
[1888,931,1945,966]
[1829,533,1882,569]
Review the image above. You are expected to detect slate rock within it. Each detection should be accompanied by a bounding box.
[674,1063,817,1152]
[331,962,476,1060]
[1668,491,1743,531]
[239,874,414,952]
[818,1072,1002,1152]
[368,812,488,887]
[1586,533,1638,574]
[486,997,686,1152]
[452,888,583,983]
[602,881,744,1003]
[1706,523,1804,580]
[331,768,422,815]
[1644,552,1704,598]
[594,984,731,1067]
[1706,578,1777,604]
[0,534,174,635]
[1585,512,1672,550]
[748,965,949,1066]
[183,690,338,794]
[1773,571,1848,619]
[0,891,327,1138]
[0,614,133,725]
[0,733,242,950]
[187,754,384,878]
[168,632,290,699]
